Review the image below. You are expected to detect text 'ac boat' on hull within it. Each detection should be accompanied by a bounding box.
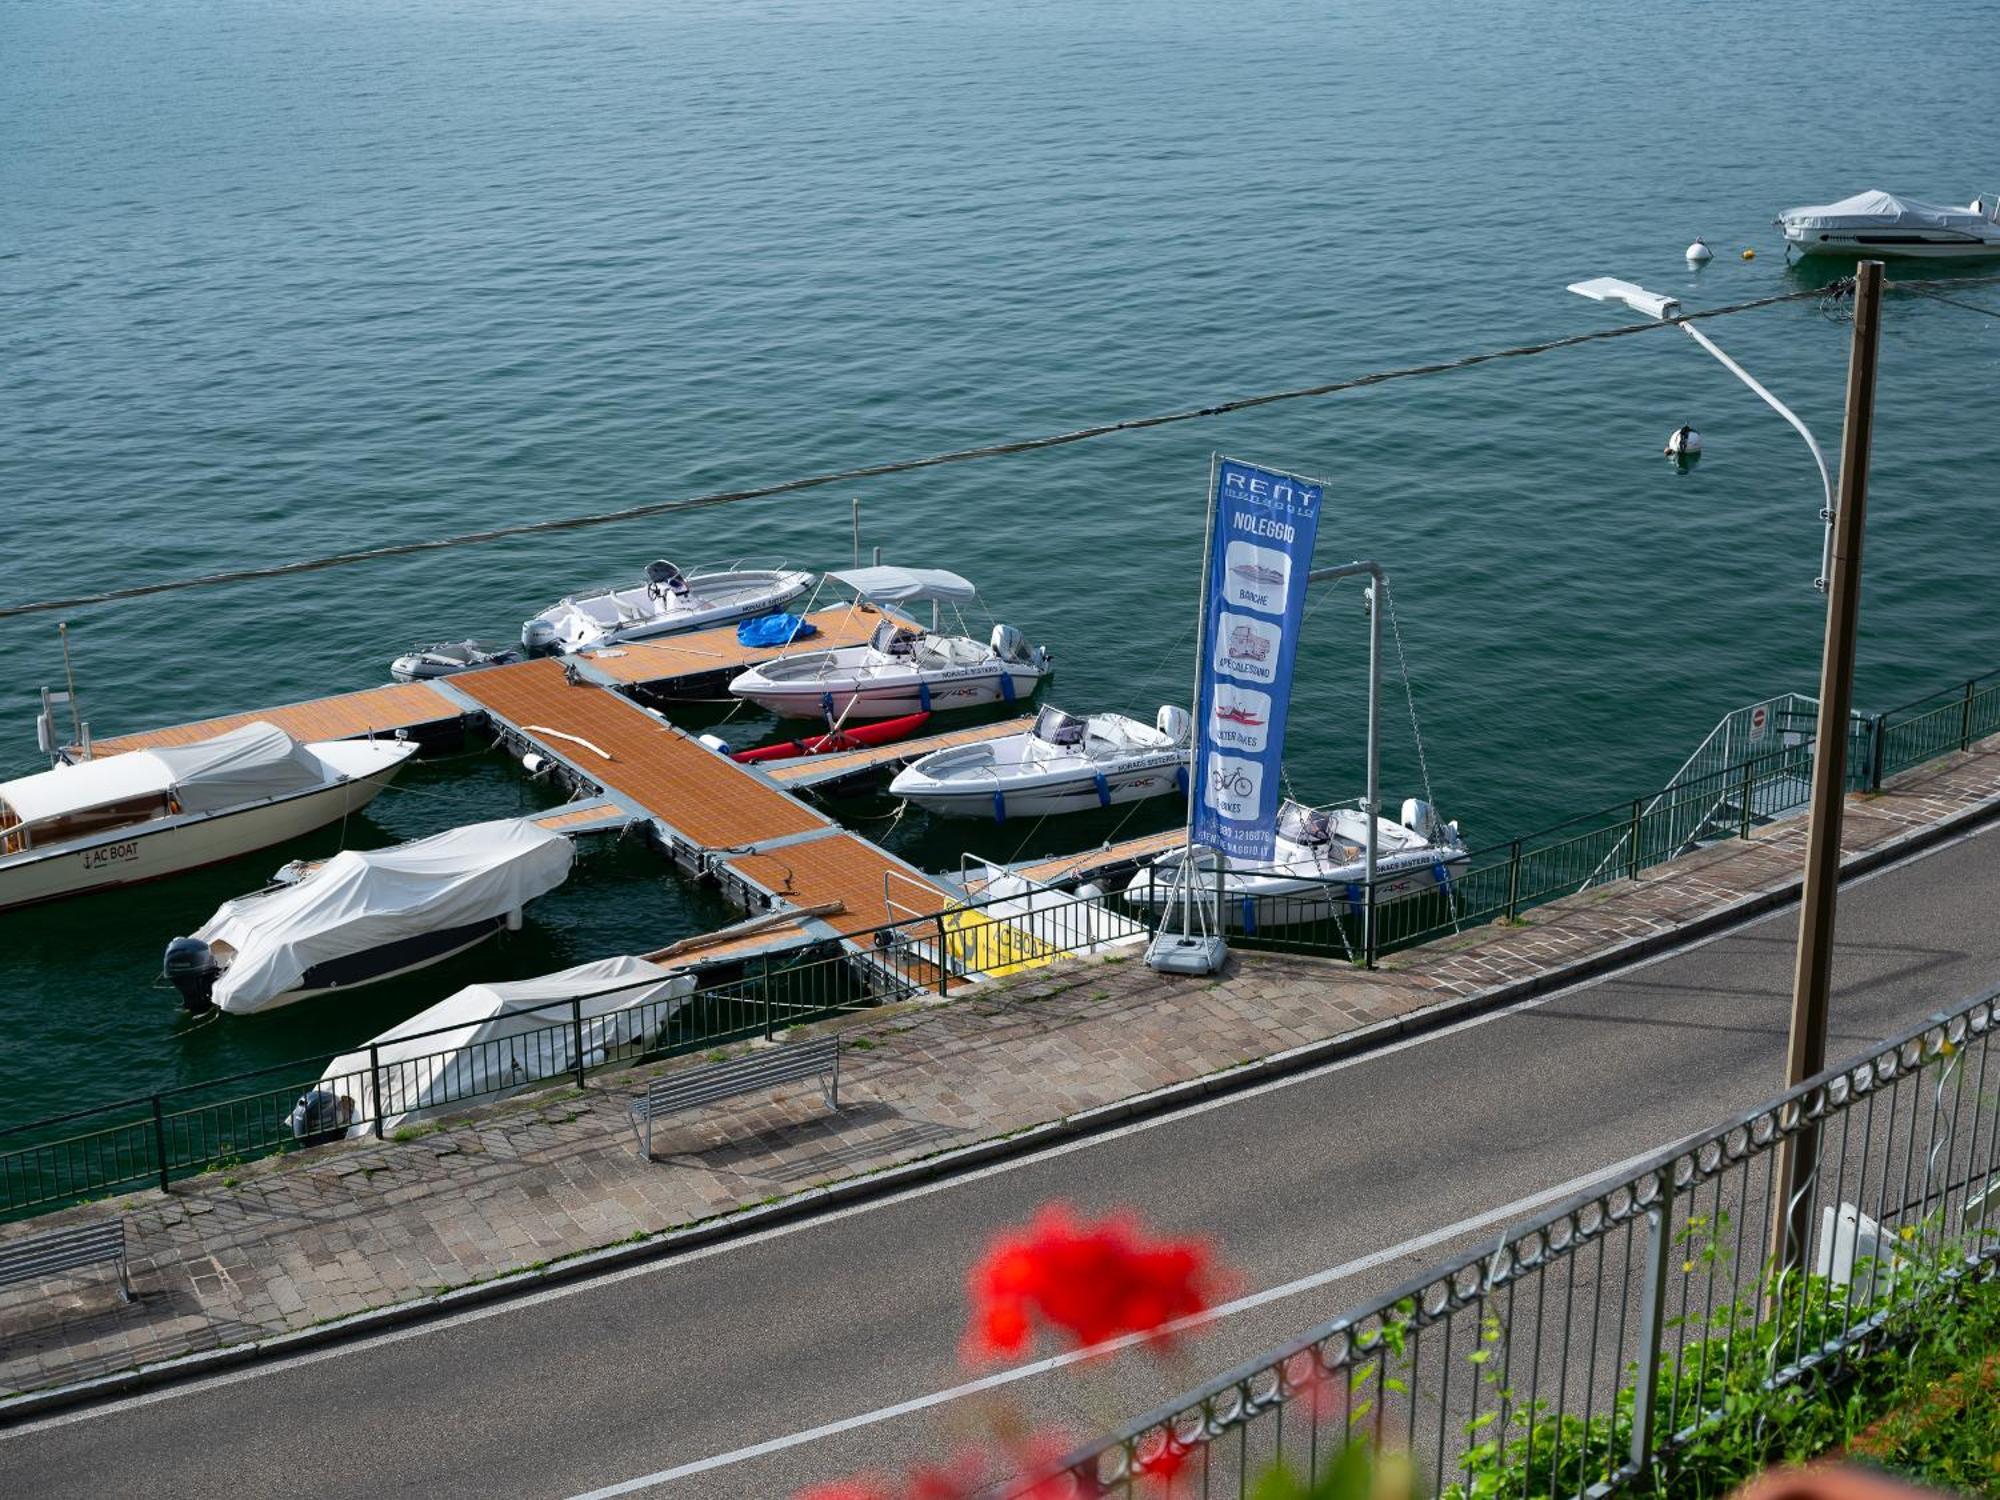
[726,566,1052,720]
[0,721,418,913]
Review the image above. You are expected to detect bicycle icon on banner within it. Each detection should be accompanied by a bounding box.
[1208,764,1255,800]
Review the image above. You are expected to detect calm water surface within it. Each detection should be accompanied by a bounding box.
[3,0,1998,1121]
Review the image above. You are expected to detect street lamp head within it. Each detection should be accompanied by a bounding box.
[1567,277,1681,321]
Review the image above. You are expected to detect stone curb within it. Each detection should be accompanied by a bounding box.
[7,781,1997,1426]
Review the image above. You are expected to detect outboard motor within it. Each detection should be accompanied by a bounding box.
[1400,798,1446,845]
[163,936,220,1016]
[286,1087,354,1147]
[1156,705,1192,744]
[521,619,561,657]
[990,623,1028,664]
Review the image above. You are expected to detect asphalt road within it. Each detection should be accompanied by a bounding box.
[9,820,2000,1499]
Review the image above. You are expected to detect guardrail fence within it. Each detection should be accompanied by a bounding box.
[4,665,1998,1223]
[1036,985,2000,1498]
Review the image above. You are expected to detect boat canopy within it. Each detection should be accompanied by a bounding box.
[828,566,978,604]
[0,720,325,827]
[196,817,575,1014]
[321,955,692,1132]
[1779,190,1988,232]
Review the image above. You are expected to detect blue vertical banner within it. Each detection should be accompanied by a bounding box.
[1191,455,1325,864]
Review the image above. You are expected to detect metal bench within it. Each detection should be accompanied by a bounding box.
[629,1036,841,1159]
[0,1221,132,1303]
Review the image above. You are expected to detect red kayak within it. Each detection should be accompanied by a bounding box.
[730,711,934,764]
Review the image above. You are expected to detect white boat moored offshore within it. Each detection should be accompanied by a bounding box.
[161,817,575,1016]
[0,721,418,913]
[1777,190,2000,259]
[390,639,523,683]
[1127,798,1469,932]
[726,566,1051,720]
[890,704,1190,820]
[521,560,814,656]
[297,955,695,1139]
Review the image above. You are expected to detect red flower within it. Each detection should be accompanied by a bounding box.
[964,1204,1222,1362]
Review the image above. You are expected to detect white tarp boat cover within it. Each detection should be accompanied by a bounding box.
[199,817,576,1013]
[827,565,978,604]
[319,955,693,1134]
[0,719,325,827]
[1780,190,1988,232]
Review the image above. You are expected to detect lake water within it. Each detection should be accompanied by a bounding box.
[3,0,1998,1123]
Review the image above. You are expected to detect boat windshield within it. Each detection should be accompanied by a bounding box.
[12,791,176,851]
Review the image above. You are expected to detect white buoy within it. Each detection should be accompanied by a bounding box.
[1686,237,1713,263]
[1665,424,1702,457]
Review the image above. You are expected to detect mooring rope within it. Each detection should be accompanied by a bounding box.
[6,278,1924,623]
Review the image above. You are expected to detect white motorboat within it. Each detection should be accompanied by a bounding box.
[521,560,814,656]
[299,955,694,1139]
[890,705,1190,821]
[1127,798,1469,931]
[0,721,418,913]
[389,639,523,683]
[161,817,575,1016]
[727,566,1052,720]
[1777,190,2000,259]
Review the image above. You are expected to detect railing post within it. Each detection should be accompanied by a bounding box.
[1504,839,1521,923]
[1628,1171,1676,1476]
[934,914,950,997]
[368,1043,385,1139]
[1739,758,1755,841]
[571,996,587,1089]
[1869,712,1886,791]
[762,953,774,1040]
[1961,677,1976,752]
[151,1095,170,1195]
[1362,879,1377,969]
[1628,798,1643,879]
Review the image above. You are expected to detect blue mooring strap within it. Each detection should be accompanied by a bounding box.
[1094,770,1111,808]
[992,790,1007,824]
[1240,895,1258,935]
[1175,764,1188,796]
[999,672,1016,704]
[1346,882,1364,916]
[821,691,835,722]
[919,680,932,712]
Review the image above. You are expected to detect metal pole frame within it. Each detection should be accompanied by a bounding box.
[1303,561,1386,965]
[1768,261,1885,1283]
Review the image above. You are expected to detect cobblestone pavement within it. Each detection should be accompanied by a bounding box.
[5,739,1999,1400]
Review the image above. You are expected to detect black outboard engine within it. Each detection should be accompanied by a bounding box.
[162,936,220,1016]
[287,1087,354,1147]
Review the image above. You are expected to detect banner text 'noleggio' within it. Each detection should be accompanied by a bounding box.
[1191,456,1324,864]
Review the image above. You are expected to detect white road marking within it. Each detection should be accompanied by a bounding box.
[561,1139,1678,1498]
[4,814,1985,1448]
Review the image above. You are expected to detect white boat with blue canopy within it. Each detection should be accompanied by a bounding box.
[1127,797,1468,931]
[890,704,1190,821]
[520,559,814,657]
[726,566,1052,720]
[1777,190,2000,258]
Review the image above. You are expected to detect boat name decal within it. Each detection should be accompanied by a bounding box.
[82,842,139,870]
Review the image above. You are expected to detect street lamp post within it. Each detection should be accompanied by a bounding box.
[1569,265,1888,1286]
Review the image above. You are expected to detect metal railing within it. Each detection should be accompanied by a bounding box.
[1042,983,2000,1498]
[5,663,1998,1224]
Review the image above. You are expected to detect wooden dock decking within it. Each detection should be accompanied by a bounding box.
[579,604,889,693]
[764,715,1036,789]
[93,682,463,754]
[725,833,947,937]
[1003,827,1187,889]
[448,658,831,850]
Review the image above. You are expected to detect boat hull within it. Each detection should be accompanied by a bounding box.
[1785,229,2000,259]
[733,665,1048,720]
[224,916,509,1015]
[899,758,1185,820]
[0,762,408,914]
[1127,850,1468,929]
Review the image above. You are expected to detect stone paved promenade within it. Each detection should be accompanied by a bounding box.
[5,736,2000,1404]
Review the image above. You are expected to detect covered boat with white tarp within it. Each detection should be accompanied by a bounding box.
[300,955,695,1139]
[1777,190,2000,258]
[890,704,1190,820]
[0,721,417,912]
[520,560,814,657]
[162,817,575,1015]
[727,567,1052,719]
